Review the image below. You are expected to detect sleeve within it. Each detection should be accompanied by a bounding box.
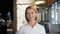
[18,27,24,34]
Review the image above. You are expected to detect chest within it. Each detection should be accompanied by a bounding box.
[23,27,42,34]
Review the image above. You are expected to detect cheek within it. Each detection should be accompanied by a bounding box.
[32,14,35,18]
[33,13,36,17]
[26,14,29,18]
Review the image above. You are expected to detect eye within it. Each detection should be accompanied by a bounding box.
[27,13,30,15]
[31,12,34,14]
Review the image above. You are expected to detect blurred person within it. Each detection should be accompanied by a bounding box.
[0,16,6,34]
[0,16,5,25]
[7,20,14,34]
[18,6,46,34]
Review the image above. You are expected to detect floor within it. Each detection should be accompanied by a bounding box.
[47,33,60,34]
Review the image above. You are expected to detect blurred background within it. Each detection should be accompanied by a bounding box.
[0,0,60,34]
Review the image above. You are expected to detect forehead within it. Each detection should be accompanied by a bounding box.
[27,9,35,12]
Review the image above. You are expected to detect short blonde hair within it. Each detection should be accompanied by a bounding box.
[25,6,38,22]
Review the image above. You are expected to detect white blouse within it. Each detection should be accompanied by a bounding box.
[18,23,46,34]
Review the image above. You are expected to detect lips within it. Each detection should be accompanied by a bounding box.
[29,16,33,18]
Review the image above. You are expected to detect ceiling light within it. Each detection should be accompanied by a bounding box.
[35,1,45,5]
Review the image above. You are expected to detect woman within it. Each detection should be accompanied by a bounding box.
[18,6,46,34]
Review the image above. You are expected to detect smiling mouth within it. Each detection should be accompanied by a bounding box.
[29,17,33,18]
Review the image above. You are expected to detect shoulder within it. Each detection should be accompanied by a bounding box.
[37,23,45,29]
[19,24,28,30]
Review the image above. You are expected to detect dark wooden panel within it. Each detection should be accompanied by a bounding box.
[39,0,56,7]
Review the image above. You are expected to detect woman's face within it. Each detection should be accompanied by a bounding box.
[26,9,36,21]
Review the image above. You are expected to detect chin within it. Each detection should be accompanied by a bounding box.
[29,19,34,21]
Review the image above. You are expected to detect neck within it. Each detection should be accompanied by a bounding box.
[28,20,36,28]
